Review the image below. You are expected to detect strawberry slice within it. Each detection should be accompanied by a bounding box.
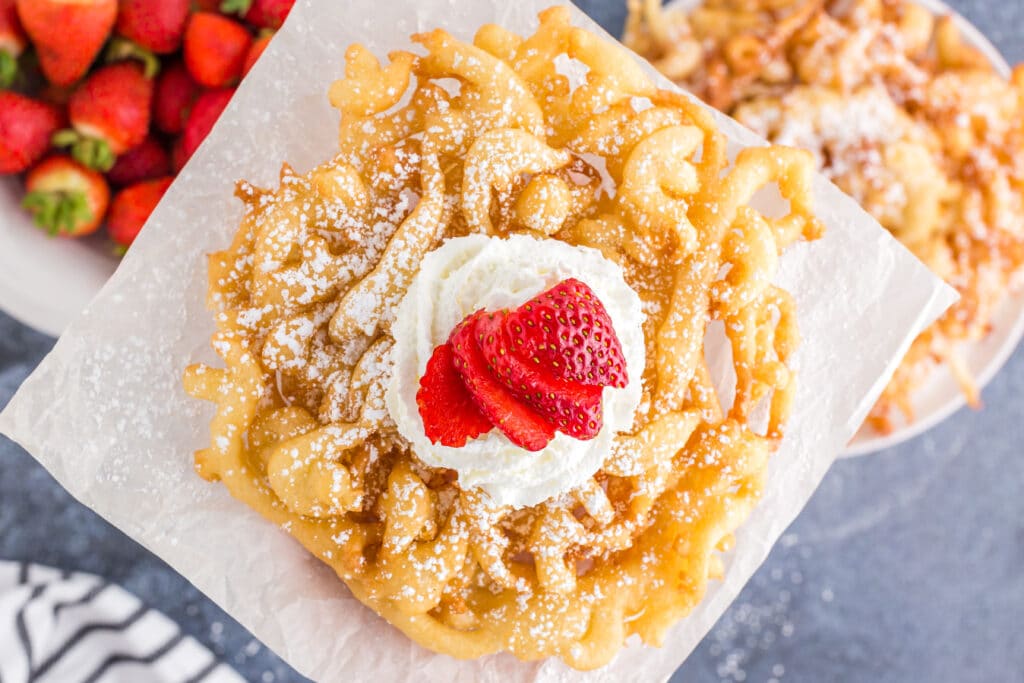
[507,278,628,389]
[451,313,556,452]
[475,311,603,440]
[416,342,492,448]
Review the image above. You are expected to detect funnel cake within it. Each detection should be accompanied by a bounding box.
[626,0,1024,433]
[184,7,823,669]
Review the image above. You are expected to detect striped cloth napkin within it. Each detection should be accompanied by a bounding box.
[0,562,245,683]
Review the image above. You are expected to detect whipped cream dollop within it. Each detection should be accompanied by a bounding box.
[386,234,645,508]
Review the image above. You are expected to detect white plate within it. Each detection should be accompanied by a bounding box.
[0,178,119,337]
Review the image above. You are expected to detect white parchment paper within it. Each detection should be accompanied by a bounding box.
[0,1,956,681]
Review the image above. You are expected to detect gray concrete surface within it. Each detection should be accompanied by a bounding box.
[1,1,1021,681]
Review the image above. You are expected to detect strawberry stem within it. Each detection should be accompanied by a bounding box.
[52,130,116,172]
[0,51,18,90]
[22,191,93,236]
[220,0,253,16]
[105,38,161,79]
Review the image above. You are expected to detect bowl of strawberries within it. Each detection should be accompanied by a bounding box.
[0,0,292,337]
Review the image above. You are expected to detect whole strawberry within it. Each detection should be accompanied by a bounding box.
[153,61,200,134]
[169,136,188,173]
[23,155,110,237]
[242,30,273,76]
[180,88,235,163]
[106,137,170,186]
[183,12,252,88]
[0,92,65,175]
[115,0,190,54]
[55,62,154,172]
[221,0,295,30]
[16,0,117,86]
[0,0,26,88]
[107,176,173,247]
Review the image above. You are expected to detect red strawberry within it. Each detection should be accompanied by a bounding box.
[16,0,117,86]
[417,342,493,448]
[38,84,73,107]
[170,136,188,172]
[22,155,109,237]
[476,311,603,440]
[107,176,173,247]
[153,61,200,134]
[181,87,234,162]
[221,0,294,30]
[507,278,628,388]
[55,62,154,171]
[242,30,272,76]
[116,0,190,54]
[451,313,556,452]
[0,92,65,175]
[192,0,222,11]
[106,137,170,186]
[183,13,251,88]
[0,0,26,88]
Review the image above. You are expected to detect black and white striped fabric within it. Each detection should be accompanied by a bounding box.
[0,562,244,683]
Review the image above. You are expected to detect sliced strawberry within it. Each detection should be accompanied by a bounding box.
[451,313,556,452]
[181,87,235,163]
[0,0,26,89]
[183,12,252,88]
[0,92,65,175]
[116,0,190,54]
[107,176,173,248]
[16,0,117,87]
[56,62,154,171]
[242,30,273,76]
[507,278,628,389]
[23,155,109,237]
[106,137,170,187]
[153,61,200,134]
[222,0,294,30]
[475,311,603,440]
[416,342,493,448]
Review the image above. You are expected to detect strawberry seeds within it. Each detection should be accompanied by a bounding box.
[416,278,629,452]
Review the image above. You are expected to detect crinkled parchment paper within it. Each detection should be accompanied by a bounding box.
[0,1,956,680]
